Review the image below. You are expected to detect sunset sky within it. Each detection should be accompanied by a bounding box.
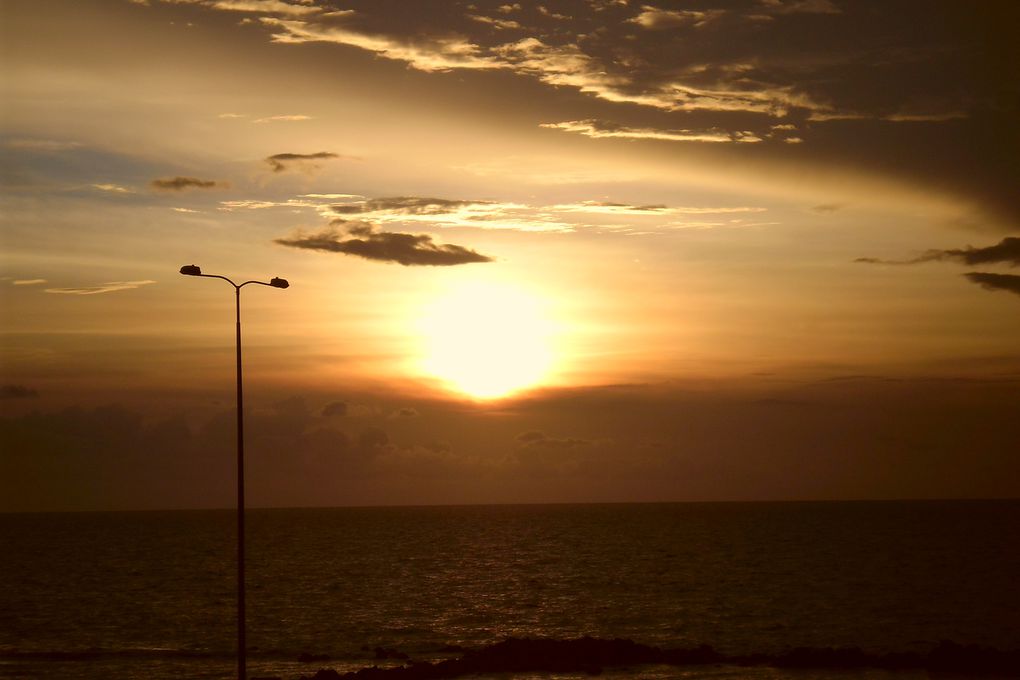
[2,0,1019,511]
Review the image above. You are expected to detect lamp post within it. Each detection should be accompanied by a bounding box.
[180,264,289,680]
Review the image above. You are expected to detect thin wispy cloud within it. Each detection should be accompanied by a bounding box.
[550,201,767,216]
[221,191,767,234]
[252,114,312,123]
[265,151,340,173]
[209,0,319,16]
[274,221,494,266]
[44,280,157,295]
[219,198,331,212]
[12,279,47,286]
[92,183,134,193]
[330,196,573,232]
[6,138,82,151]
[151,176,226,191]
[332,197,494,216]
[542,120,763,143]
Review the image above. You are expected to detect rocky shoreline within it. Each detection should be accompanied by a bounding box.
[294,637,1020,679]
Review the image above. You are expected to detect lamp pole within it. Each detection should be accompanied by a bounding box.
[179,265,289,680]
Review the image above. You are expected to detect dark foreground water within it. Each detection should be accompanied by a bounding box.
[1,501,1018,679]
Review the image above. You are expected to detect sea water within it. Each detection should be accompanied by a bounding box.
[2,501,1018,679]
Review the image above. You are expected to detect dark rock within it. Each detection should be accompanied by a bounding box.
[374,646,409,660]
[926,640,1020,676]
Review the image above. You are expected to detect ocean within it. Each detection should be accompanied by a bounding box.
[1,501,1018,679]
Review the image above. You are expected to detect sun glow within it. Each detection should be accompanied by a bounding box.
[417,280,557,399]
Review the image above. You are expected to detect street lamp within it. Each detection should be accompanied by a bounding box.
[180,264,289,680]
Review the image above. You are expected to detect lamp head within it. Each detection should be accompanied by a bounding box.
[180,264,202,276]
[270,277,290,289]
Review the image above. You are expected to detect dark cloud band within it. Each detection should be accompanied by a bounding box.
[275,221,493,266]
[964,272,1020,297]
[265,151,340,173]
[150,176,224,191]
[857,237,1020,267]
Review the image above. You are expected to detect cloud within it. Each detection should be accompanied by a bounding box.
[265,151,340,173]
[628,7,725,29]
[321,401,348,417]
[332,196,492,216]
[92,183,134,193]
[274,221,494,266]
[260,17,501,72]
[389,407,419,419]
[209,0,319,16]
[542,120,763,143]
[219,198,325,211]
[857,237,1020,267]
[5,138,82,151]
[12,279,46,286]
[0,385,38,399]
[515,430,591,449]
[150,176,225,191]
[758,0,841,15]
[252,114,312,123]
[549,201,766,216]
[496,38,677,110]
[150,0,974,133]
[812,203,843,213]
[44,280,157,295]
[331,196,574,232]
[468,14,522,30]
[963,272,1020,298]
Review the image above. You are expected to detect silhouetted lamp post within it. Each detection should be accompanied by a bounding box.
[179,264,289,680]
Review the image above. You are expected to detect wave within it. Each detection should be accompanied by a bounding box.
[0,648,223,661]
[299,637,1020,679]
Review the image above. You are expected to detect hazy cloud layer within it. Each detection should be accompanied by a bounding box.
[265,151,340,173]
[321,401,348,417]
[150,176,225,191]
[964,272,1020,298]
[44,280,157,295]
[516,430,591,449]
[0,384,38,399]
[5,378,1020,511]
[275,221,494,266]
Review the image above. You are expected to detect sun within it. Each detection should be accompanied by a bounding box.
[416,280,556,399]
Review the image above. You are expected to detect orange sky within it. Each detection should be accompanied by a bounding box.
[2,0,1019,510]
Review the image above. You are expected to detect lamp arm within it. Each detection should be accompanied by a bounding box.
[197,273,240,289]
